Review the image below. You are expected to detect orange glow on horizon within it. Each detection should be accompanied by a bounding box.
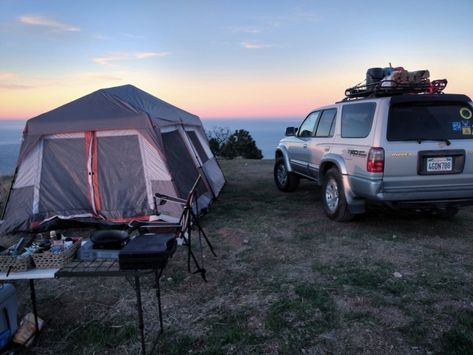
[1,68,472,120]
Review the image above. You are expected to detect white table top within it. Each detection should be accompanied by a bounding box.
[0,268,59,280]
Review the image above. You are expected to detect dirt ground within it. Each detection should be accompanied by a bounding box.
[1,159,473,354]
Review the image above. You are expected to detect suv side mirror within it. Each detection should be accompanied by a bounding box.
[285,127,298,136]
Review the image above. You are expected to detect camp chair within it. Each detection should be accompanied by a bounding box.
[131,176,216,281]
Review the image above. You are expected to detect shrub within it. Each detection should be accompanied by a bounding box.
[207,127,262,159]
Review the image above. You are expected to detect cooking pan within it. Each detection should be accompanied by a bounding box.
[90,230,130,249]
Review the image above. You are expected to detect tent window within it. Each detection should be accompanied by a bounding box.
[162,131,204,198]
[187,131,209,164]
[39,138,90,214]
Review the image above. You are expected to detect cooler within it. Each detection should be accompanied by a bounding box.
[0,284,18,349]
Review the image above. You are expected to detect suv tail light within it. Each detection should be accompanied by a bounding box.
[367,147,385,173]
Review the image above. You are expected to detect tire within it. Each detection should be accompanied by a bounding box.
[274,158,299,192]
[322,168,354,221]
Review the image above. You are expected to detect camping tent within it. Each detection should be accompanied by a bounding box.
[1,84,225,234]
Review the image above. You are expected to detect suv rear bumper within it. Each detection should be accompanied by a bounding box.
[348,175,473,206]
[386,198,473,209]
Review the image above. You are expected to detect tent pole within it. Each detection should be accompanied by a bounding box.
[1,166,18,220]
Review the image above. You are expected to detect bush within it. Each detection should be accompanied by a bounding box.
[207,127,262,160]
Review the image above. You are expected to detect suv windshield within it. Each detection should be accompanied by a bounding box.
[387,102,473,141]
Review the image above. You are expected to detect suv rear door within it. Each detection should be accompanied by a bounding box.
[381,95,473,194]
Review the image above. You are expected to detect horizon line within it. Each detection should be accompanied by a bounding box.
[0,115,303,121]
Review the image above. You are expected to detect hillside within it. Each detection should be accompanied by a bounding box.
[2,160,473,354]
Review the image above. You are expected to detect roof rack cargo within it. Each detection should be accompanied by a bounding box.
[342,65,447,101]
[344,79,447,100]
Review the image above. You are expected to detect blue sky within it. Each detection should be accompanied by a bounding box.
[0,0,472,119]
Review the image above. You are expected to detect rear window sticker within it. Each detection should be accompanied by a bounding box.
[460,107,472,120]
[462,126,472,135]
[452,122,461,131]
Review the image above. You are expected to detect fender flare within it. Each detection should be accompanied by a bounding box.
[319,155,365,214]
[275,145,293,172]
[319,154,348,181]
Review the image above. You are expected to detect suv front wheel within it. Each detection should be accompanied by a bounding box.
[274,158,299,192]
[322,168,354,221]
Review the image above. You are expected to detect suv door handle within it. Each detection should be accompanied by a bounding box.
[303,144,308,148]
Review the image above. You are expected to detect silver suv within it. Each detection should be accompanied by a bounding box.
[274,93,473,221]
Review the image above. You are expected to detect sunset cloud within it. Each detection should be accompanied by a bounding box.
[94,34,112,40]
[241,41,273,49]
[122,33,145,39]
[226,26,261,34]
[0,73,30,89]
[19,15,80,32]
[79,73,123,82]
[0,72,17,81]
[0,84,32,90]
[135,52,169,59]
[93,52,170,65]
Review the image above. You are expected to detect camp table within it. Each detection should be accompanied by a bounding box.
[0,260,165,355]
[0,267,58,338]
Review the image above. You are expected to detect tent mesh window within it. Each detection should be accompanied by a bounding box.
[187,131,209,164]
[162,131,205,199]
[39,138,91,215]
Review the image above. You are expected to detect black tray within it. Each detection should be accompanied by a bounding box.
[119,233,176,270]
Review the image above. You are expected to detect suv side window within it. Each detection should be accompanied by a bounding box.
[315,109,337,137]
[298,111,320,137]
[341,102,376,138]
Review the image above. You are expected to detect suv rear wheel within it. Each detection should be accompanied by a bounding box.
[322,168,354,221]
[274,158,299,192]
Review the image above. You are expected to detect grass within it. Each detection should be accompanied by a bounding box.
[438,310,473,355]
[58,319,138,353]
[203,308,266,354]
[1,159,473,354]
[265,284,338,352]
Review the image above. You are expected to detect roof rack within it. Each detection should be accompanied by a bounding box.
[343,79,447,101]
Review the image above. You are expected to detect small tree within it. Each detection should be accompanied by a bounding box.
[206,126,231,156]
[208,137,221,156]
[228,129,263,159]
[220,134,238,159]
[206,127,263,160]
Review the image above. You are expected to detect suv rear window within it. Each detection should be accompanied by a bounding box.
[341,102,376,138]
[388,103,473,141]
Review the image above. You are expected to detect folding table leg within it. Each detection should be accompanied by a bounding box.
[29,279,39,332]
[134,275,146,355]
[155,269,164,334]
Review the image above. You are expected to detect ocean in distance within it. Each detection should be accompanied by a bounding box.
[0,118,301,175]
[0,120,24,176]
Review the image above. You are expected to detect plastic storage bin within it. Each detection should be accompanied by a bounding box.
[0,284,18,349]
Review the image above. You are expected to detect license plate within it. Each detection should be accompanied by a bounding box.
[426,157,453,172]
